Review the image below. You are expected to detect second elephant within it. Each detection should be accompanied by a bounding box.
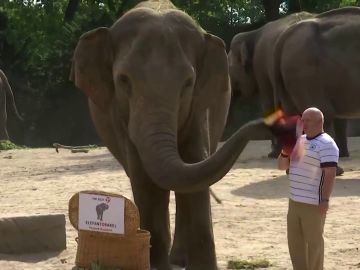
[228,11,314,157]
[228,7,360,157]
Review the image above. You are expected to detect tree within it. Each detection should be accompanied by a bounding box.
[64,0,80,22]
[262,0,281,21]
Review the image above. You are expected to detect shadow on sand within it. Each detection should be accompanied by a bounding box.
[231,175,360,199]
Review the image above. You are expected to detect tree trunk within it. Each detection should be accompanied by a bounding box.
[288,0,302,13]
[64,0,80,22]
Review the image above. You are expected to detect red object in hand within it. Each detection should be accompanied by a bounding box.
[269,113,302,155]
[282,137,297,156]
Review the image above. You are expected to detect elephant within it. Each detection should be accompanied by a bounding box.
[96,203,109,221]
[229,7,360,158]
[70,0,273,269]
[228,11,315,158]
[270,7,360,158]
[0,69,22,140]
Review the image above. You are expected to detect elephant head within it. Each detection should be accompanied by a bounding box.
[228,31,258,99]
[228,12,315,112]
[70,7,271,193]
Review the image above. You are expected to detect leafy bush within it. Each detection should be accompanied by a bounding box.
[227,258,272,269]
[0,140,27,150]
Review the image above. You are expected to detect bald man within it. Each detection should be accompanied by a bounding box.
[278,107,339,270]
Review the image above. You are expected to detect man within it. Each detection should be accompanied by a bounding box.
[277,107,338,270]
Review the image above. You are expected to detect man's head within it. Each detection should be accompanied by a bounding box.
[301,107,324,137]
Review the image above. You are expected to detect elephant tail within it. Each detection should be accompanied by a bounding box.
[0,70,23,121]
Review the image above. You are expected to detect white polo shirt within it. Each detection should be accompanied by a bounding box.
[288,132,339,205]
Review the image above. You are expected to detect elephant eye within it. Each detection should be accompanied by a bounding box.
[118,74,132,96]
[181,78,193,97]
[181,78,193,98]
[184,78,193,88]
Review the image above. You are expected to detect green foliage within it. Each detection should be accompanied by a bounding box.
[0,140,27,150]
[227,258,272,269]
[173,0,266,46]
[340,0,359,7]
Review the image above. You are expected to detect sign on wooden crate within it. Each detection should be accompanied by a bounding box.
[78,193,125,234]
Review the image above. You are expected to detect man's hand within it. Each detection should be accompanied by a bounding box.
[264,110,301,156]
[319,201,329,215]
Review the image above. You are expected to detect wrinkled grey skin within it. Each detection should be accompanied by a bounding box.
[229,8,360,158]
[0,69,22,140]
[272,7,360,157]
[228,12,315,157]
[70,1,271,269]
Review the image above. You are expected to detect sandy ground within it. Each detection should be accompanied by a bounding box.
[0,138,359,270]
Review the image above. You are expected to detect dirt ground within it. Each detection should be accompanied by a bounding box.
[0,139,359,270]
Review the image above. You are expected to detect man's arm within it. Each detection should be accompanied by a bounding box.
[321,166,337,199]
[278,151,290,170]
[319,166,337,214]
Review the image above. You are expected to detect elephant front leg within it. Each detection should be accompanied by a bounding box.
[268,137,282,158]
[130,172,172,270]
[334,118,349,157]
[171,190,217,270]
[169,200,187,267]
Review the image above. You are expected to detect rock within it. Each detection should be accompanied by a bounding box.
[0,214,66,253]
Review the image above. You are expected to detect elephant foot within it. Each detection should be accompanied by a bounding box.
[268,149,280,159]
[169,253,186,268]
[336,166,344,176]
[185,264,218,270]
[150,261,172,270]
[151,266,185,270]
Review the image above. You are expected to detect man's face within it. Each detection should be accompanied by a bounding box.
[301,111,320,136]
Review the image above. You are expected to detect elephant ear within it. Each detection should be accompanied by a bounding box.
[194,33,229,109]
[70,27,114,112]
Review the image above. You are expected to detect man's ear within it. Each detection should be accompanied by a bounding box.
[70,27,114,112]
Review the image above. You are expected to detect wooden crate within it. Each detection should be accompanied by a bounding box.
[69,190,150,270]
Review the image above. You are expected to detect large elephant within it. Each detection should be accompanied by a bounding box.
[229,7,360,158]
[271,7,360,158]
[228,11,315,157]
[0,69,22,140]
[70,0,272,269]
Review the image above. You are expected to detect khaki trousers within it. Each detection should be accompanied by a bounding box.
[287,199,326,270]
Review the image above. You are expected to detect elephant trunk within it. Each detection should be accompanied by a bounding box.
[0,71,23,121]
[133,113,270,193]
